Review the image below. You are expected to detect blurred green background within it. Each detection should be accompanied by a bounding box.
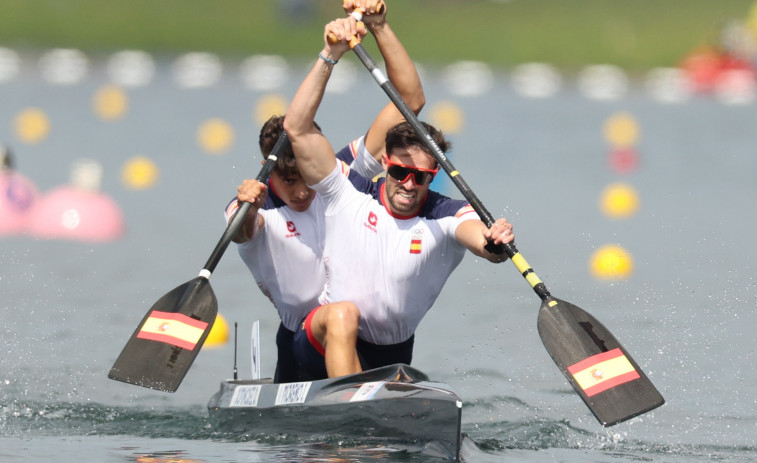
[1,0,755,71]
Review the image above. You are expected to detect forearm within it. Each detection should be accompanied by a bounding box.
[231,207,262,243]
[468,234,510,264]
[282,55,337,186]
[284,55,332,139]
[457,219,511,263]
[479,245,510,263]
[285,17,363,186]
[371,22,424,113]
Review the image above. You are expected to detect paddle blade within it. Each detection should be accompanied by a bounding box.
[108,277,217,392]
[537,297,664,426]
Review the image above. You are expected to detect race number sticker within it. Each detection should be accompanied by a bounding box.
[350,381,386,402]
[229,385,262,407]
[274,381,312,405]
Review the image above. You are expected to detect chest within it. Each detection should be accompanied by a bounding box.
[344,205,455,263]
[260,206,325,255]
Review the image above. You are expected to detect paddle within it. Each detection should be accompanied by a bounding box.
[108,133,287,392]
[335,20,664,426]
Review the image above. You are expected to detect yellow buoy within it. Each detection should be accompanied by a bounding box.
[197,118,234,155]
[93,84,128,120]
[429,101,464,134]
[14,108,50,144]
[254,94,287,125]
[121,156,159,190]
[603,112,639,148]
[599,182,640,219]
[204,313,229,348]
[590,244,634,280]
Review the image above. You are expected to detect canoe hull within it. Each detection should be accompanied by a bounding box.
[207,364,462,461]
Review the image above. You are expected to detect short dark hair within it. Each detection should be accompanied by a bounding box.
[385,121,449,163]
[259,115,321,177]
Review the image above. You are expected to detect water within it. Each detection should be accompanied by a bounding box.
[2,59,757,462]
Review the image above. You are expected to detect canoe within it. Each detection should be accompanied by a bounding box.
[207,363,463,461]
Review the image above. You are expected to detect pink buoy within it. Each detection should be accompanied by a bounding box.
[0,146,40,236]
[27,159,125,242]
[607,147,640,174]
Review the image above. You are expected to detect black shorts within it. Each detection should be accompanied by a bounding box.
[274,323,300,383]
[292,307,414,380]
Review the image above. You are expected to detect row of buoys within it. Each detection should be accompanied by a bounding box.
[2,44,756,104]
[0,146,124,242]
[590,112,640,280]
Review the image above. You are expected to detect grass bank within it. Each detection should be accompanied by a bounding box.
[0,0,754,71]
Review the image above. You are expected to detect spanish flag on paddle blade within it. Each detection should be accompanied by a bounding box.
[567,348,640,397]
[137,310,208,351]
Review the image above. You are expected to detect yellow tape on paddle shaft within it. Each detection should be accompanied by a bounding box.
[511,253,543,289]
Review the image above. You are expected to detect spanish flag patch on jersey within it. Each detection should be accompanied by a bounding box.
[410,238,422,254]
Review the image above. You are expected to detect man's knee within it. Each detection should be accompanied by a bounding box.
[325,302,360,336]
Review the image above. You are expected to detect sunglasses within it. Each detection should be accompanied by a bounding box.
[386,160,439,185]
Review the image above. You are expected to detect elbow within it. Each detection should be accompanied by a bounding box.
[410,92,426,115]
[283,118,317,140]
[282,116,297,137]
[282,114,308,139]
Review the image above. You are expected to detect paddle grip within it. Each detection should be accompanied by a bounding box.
[325,4,383,45]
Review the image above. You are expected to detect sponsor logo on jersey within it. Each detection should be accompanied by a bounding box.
[364,211,378,233]
[285,220,300,238]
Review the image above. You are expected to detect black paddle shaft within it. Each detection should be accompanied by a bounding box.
[347,41,664,427]
[202,132,287,275]
[349,42,552,302]
[108,132,289,392]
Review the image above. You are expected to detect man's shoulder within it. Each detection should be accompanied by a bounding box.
[347,168,381,197]
[335,141,356,164]
[419,190,471,220]
[314,160,382,206]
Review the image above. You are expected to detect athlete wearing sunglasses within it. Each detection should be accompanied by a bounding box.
[385,159,439,185]
[379,122,446,216]
[284,14,515,380]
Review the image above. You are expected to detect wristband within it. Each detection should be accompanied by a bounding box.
[318,53,338,65]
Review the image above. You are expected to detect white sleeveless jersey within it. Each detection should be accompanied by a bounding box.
[228,137,381,331]
[313,162,480,345]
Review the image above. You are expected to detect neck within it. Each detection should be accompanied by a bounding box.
[380,183,426,219]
